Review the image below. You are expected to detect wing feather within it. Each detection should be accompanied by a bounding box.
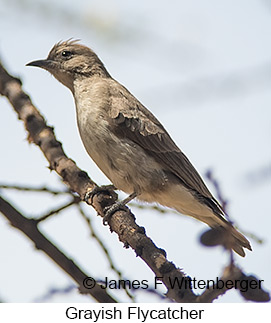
[108,82,223,214]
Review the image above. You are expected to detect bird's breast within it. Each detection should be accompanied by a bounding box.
[73,78,168,197]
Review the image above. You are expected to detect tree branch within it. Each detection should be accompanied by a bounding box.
[0,194,116,303]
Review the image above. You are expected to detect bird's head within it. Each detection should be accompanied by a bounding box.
[26,39,110,92]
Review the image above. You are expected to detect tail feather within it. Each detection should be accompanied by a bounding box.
[162,187,252,256]
[196,196,252,256]
[230,226,252,257]
[197,214,252,257]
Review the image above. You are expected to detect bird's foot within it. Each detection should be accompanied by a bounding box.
[102,192,137,225]
[103,202,128,225]
[84,184,116,205]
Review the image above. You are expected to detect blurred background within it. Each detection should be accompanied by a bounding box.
[0,0,270,302]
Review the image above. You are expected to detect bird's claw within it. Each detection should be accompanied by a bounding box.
[103,202,128,225]
[84,185,116,205]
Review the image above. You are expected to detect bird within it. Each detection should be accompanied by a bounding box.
[26,40,251,256]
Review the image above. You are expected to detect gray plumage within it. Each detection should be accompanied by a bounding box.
[27,40,251,256]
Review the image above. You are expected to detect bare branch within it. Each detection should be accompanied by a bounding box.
[205,169,264,245]
[77,204,135,301]
[0,183,71,195]
[35,196,80,223]
[0,194,116,303]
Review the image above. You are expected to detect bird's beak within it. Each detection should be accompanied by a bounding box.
[26,59,56,70]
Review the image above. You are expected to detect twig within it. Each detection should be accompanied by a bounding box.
[33,285,76,302]
[77,204,135,301]
[0,183,70,195]
[205,169,264,245]
[35,196,80,223]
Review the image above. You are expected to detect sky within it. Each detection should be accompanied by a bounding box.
[0,0,270,303]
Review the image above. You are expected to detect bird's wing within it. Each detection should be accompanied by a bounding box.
[108,82,223,213]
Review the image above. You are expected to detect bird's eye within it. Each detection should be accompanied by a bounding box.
[61,51,73,58]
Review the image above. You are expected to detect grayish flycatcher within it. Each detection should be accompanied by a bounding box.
[27,40,251,256]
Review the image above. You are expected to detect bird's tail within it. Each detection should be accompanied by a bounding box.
[158,186,252,256]
[199,215,252,257]
[228,225,252,257]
